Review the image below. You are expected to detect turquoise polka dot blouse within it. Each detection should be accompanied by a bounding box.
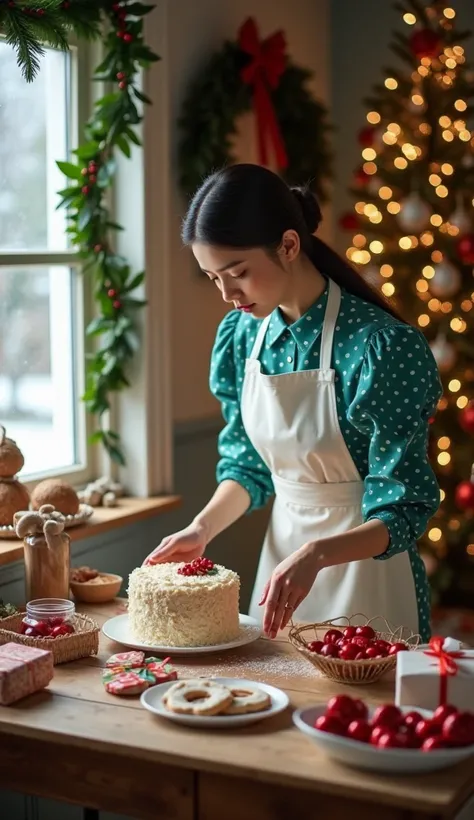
[209,280,443,642]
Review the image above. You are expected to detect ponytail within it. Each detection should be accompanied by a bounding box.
[309,236,407,324]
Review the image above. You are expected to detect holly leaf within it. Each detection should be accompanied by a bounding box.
[56,160,84,181]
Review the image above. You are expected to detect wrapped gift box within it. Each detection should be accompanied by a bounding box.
[0,642,54,705]
[395,637,474,712]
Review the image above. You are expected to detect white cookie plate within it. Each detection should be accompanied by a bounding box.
[141,677,290,728]
[102,613,262,654]
[0,503,94,539]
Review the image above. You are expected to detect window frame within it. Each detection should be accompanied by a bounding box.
[0,38,98,489]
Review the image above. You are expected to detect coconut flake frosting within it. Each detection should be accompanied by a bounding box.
[127,561,240,647]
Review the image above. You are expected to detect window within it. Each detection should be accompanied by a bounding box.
[0,40,92,484]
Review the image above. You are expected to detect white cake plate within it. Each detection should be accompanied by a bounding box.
[141,677,289,728]
[101,613,262,654]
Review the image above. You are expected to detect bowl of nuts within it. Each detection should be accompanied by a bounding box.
[70,565,123,604]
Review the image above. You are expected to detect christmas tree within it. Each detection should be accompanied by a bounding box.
[340,0,474,607]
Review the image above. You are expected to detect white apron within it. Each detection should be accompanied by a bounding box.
[242,279,419,633]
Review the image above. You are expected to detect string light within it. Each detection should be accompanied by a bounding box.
[430,214,443,227]
[443,7,456,18]
[423,265,435,278]
[438,436,451,449]
[353,234,367,248]
[454,99,467,111]
[436,184,449,197]
[382,282,395,297]
[431,250,443,263]
[403,12,416,24]
[438,452,451,466]
[439,115,452,127]
[416,279,429,292]
[367,111,381,124]
[457,396,469,408]
[419,122,432,135]
[441,301,453,313]
[385,78,398,90]
[450,317,467,332]
[448,379,461,392]
[418,66,430,78]
[418,314,430,327]
[394,157,408,169]
[369,240,384,254]
[355,202,366,214]
[420,232,434,246]
[428,298,441,311]
[461,299,473,312]
[380,264,393,277]
[402,143,418,160]
[363,161,378,174]
[387,201,401,214]
[383,132,398,145]
[411,94,424,106]
[441,163,454,174]
[429,527,442,542]
[440,489,446,502]
[362,148,377,161]
[459,130,471,141]
[429,173,442,185]
[442,130,454,141]
[363,204,378,216]
[388,123,401,134]
[378,186,392,199]
[399,237,412,250]
[467,544,474,556]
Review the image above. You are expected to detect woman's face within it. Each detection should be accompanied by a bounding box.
[193,238,297,318]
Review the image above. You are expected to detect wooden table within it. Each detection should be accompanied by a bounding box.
[0,601,473,820]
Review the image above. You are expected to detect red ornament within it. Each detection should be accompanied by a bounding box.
[460,404,474,434]
[354,167,369,186]
[81,185,90,195]
[118,81,127,90]
[238,17,288,170]
[409,28,441,60]
[358,126,375,147]
[108,288,116,297]
[117,71,126,80]
[455,476,474,511]
[457,233,474,265]
[89,174,97,183]
[113,300,122,309]
[123,33,133,43]
[339,212,359,231]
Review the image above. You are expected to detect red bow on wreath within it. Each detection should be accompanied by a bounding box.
[424,636,466,706]
[238,17,289,170]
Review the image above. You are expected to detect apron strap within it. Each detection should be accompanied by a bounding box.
[249,315,271,359]
[320,278,341,370]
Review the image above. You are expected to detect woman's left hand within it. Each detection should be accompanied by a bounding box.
[259,542,322,638]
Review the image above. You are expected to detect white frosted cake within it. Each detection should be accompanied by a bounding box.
[127,557,240,647]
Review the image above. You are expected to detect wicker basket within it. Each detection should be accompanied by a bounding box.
[288,614,421,685]
[0,611,100,665]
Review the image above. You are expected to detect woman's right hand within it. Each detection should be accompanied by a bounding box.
[142,521,208,566]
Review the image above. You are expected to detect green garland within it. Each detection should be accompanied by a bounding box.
[178,38,332,203]
[0,0,159,465]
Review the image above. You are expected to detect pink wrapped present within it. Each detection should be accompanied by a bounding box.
[0,642,54,705]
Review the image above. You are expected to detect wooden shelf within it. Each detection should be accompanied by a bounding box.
[0,495,181,567]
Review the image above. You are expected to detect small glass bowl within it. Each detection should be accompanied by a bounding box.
[21,598,76,638]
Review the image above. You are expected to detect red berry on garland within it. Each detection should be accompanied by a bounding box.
[339,212,359,231]
[117,30,125,39]
[123,33,133,43]
[460,404,474,434]
[409,29,441,60]
[94,244,103,253]
[117,72,126,80]
[112,2,121,9]
[113,300,122,309]
[62,1,70,8]
[89,174,97,183]
[358,126,375,147]
[457,233,474,265]
[81,186,90,195]
[81,167,88,176]
[88,162,97,173]
[108,288,117,298]
[118,81,127,90]
[455,467,474,511]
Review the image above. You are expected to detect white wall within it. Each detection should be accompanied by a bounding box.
[157,0,331,422]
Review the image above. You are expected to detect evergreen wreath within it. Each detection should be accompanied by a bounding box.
[178,18,332,203]
[0,0,159,465]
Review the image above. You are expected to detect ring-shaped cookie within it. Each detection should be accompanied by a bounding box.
[164,679,233,716]
[224,685,272,715]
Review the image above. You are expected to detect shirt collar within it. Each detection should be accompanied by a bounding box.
[267,282,329,354]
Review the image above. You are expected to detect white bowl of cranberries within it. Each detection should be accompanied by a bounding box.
[293,695,474,773]
[289,620,420,684]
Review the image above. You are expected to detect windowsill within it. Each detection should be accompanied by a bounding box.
[0,495,181,567]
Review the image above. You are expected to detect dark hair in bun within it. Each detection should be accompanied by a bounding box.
[182,164,404,321]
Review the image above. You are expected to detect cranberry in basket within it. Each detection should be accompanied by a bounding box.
[21,598,75,639]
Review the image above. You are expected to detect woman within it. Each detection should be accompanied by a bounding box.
[144,164,442,642]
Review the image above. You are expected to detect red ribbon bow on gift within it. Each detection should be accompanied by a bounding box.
[238,17,288,170]
[424,635,465,705]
